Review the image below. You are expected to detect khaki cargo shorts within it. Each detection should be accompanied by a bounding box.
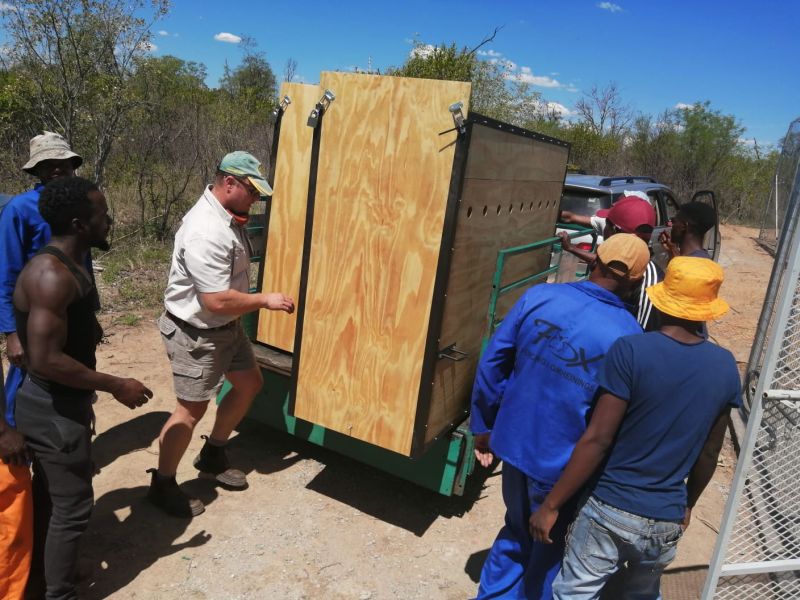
[158,312,256,402]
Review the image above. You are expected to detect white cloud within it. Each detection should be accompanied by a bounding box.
[138,40,157,52]
[513,70,563,88]
[214,32,241,44]
[0,2,17,11]
[502,62,572,90]
[410,44,435,59]
[158,30,169,36]
[478,49,503,58]
[675,102,694,110]
[547,102,574,117]
[597,2,623,12]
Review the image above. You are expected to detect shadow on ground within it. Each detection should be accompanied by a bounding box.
[465,548,491,583]
[79,411,494,597]
[92,410,169,472]
[78,484,214,599]
[230,418,496,537]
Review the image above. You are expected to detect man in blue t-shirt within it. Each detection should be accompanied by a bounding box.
[471,234,651,600]
[530,257,740,600]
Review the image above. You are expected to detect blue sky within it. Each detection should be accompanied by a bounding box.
[149,0,797,146]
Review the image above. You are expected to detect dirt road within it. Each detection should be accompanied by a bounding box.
[65,224,771,599]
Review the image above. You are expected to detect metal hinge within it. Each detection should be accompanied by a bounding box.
[438,344,469,361]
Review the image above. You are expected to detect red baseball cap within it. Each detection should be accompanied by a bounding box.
[597,196,656,234]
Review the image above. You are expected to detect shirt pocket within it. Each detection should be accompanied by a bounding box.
[231,242,250,283]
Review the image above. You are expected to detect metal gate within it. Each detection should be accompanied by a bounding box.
[703,128,800,598]
[758,118,800,255]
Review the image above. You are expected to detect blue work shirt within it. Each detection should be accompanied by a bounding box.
[592,332,741,522]
[471,281,642,484]
[0,185,49,333]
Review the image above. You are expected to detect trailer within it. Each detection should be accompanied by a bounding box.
[220,72,576,496]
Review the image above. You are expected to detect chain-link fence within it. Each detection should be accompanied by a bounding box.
[704,134,800,598]
[758,119,800,255]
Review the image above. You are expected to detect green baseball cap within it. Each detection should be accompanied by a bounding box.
[218,151,273,196]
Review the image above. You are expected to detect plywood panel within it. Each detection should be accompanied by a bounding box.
[256,83,319,351]
[293,72,471,456]
[424,124,569,443]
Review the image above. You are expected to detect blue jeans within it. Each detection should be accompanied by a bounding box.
[552,495,683,600]
[477,464,576,599]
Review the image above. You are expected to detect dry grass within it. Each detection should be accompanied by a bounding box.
[95,237,172,317]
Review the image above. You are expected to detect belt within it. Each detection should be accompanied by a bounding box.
[165,311,239,332]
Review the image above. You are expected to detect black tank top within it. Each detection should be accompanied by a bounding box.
[15,246,103,397]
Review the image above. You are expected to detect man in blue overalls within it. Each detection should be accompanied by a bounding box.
[0,132,86,598]
[0,132,84,427]
[471,234,651,599]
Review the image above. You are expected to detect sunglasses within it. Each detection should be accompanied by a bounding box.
[229,174,260,198]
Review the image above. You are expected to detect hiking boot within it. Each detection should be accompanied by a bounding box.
[146,468,205,518]
[193,435,248,489]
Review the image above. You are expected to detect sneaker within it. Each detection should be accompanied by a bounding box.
[146,468,205,517]
[193,435,248,489]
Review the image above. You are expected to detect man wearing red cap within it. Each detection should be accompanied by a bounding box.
[560,195,662,330]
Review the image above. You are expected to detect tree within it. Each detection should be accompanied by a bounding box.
[574,83,632,138]
[0,0,169,186]
[122,55,211,238]
[388,35,550,128]
[220,36,278,116]
[675,101,744,193]
[215,38,277,162]
[283,58,298,83]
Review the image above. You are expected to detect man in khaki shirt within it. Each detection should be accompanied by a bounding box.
[148,151,294,518]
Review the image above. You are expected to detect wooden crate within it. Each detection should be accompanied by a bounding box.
[258,72,569,457]
[423,115,568,448]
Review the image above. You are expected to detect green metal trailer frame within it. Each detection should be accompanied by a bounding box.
[221,223,592,496]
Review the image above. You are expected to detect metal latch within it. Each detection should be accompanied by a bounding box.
[438,344,469,361]
[307,89,336,128]
[449,101,466,134]
[273,95,291,117]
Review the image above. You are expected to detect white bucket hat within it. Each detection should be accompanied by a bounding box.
[22,131,83,175]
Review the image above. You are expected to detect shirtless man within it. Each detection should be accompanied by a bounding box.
[13,176,151,600]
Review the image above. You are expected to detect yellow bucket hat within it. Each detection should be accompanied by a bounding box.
[646,257,729,321]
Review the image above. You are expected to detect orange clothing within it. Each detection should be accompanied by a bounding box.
[0,461,32,600]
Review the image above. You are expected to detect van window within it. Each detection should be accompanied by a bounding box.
[560,190,612,217]
[662,192,681,222]
[647,192,663,224]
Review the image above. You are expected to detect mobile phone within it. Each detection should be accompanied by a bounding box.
[650,226,671,271]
